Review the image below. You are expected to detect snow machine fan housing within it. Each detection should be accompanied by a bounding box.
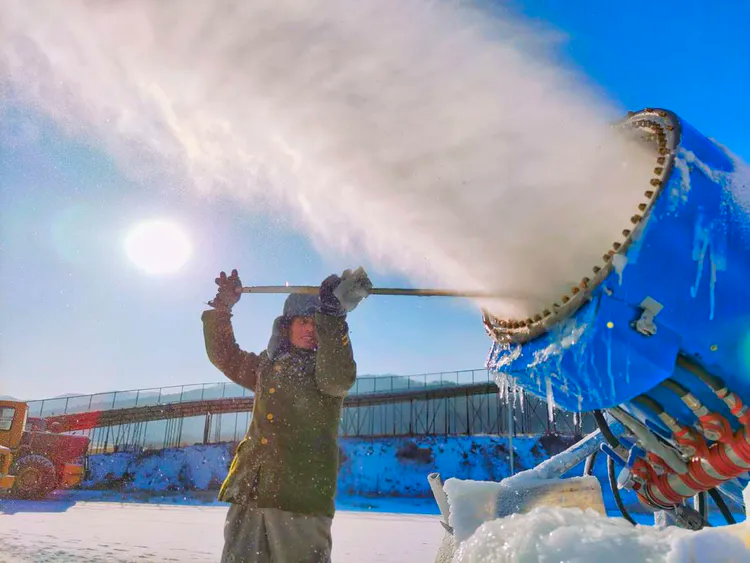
[485,107,750,515]
[483,108,680,348]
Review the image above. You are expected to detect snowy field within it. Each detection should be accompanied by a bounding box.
[2,493,750,562]
[0,498,443,562]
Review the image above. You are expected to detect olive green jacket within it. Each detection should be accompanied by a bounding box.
[201,309,356,517]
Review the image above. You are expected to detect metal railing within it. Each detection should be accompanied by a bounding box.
[25,369,495,418]
[23,368,595,453]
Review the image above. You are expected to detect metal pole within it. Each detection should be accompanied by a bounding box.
[203,413,211,445]
[508,382,515,476]
[241,285,521,300]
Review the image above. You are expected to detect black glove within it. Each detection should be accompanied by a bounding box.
[320,274,347,317]
[208,269,242,312]
[319,267,373,317]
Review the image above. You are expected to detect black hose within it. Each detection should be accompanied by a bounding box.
[608,454,636,525]
[708,488,737,524]
[593,409,622,449]
[584,451,598,476]
[690,492,714,528]
[660,378,690,398]
[632,395,665,415]
[677,355,725,392]
[697,491,708,522]
[595,409,637,525]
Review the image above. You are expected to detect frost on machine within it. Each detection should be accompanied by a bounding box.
[430,108,750,558]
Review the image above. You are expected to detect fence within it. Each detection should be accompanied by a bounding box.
[25,369,596,453]
[26,369,497,418]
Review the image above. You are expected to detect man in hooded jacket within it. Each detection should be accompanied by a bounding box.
[202,268,372,563]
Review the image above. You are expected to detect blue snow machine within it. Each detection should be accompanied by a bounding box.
[481,107,750,529]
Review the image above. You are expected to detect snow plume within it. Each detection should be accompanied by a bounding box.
[0,0,655,318]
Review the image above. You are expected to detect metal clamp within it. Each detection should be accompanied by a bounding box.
[632,297,664,337]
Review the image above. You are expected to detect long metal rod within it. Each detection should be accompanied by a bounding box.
[241,285,506,299]
[508,392,515,476]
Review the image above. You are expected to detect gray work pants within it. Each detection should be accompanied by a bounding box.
[221,503,333,563]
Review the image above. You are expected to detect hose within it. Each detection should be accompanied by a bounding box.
[584,451,598,476]
[608,454,636,525]
[594,410,622,449]
[595,409,637,525]
[660,378,690,398]
[697,491,708,522]
[690,491,713,529]
[709,488,737,524]
[632,395,664,415]
[677,355,726,392]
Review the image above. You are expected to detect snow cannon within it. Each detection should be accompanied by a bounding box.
[482,108,750,518]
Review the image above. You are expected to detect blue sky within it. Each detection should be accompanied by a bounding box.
[2,1,748,400]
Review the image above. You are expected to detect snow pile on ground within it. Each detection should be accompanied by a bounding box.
[453,505,750,562]
[443,475,608,544]
[83,443,234,492]
[83,435,555,497]
[338,435,542,497]
[444,470,750,562]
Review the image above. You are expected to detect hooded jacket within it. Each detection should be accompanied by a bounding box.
[201,300,356,517]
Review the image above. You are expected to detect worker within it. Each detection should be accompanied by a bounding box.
[202,267,372,563]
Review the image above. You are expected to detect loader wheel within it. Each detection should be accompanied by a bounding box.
[10,455,57,500]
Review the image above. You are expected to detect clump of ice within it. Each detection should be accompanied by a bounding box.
[490,343,525,407]
[453,505,750,563]
[443,478,505,544]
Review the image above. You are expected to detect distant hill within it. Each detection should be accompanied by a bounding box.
[0,395,18,401]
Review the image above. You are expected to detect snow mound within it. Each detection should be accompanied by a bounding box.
[83,444,233,492]
[82,436,554,497]
[453,506,750,563]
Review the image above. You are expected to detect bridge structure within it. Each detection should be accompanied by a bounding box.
[26,369,594,453]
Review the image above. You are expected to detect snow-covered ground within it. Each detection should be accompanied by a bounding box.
[3,494,750,563]
[4,435,749,561]
[0,498,443,562]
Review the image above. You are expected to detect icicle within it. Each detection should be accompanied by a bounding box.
[710,254,718,321]
[545,376,556,423]
[691,213,710,299]
[690,205,728,320]
[606,326,615,401]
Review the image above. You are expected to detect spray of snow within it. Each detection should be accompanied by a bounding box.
[0,0,656,319]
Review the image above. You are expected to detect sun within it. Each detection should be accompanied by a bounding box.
[124,219,192,275]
